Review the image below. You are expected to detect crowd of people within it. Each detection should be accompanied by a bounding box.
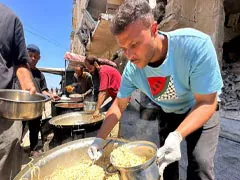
[0,0,224,180]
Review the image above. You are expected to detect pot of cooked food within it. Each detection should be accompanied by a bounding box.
[49,112,104,144]
[109,141,159,180]
[51,97,77,117]
[14,137,128,180]
[55,102,84,115]
[69,93,84,102]
[0,89,49,120]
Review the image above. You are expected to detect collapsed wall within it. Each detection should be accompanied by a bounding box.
[220,62,240,111]
[157,0,225,67]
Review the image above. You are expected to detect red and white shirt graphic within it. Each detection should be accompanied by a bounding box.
[147,76,178,101]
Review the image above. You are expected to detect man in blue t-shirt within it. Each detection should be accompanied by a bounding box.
[88,1,223,180]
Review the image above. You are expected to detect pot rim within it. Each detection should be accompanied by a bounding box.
[49,111,104,126]
[54,102,84,109]
[83,101,97,104]
[69,93,84,98]
[0,89,49,103]
[110,141,157,171]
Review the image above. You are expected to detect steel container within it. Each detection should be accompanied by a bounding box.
[83,101,97,112]
[14,137,127,180]
[49,111,104,143]
[0,89,49,120]
[49,111,104,127]
[110,141,159,180]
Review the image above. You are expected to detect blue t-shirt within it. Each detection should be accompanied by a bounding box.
[117,28,223,114]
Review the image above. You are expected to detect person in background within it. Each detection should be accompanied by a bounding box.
[26,44,60,100]
[84,55,121,117]
[0,3,36,179]
[88,1,223,180]
[64,51,117,68]
[64,52,118,100]
[16,44,59,157]
[65,64,93,98]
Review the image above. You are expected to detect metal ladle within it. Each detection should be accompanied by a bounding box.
[75,140,114,180]
[90,139,114,166]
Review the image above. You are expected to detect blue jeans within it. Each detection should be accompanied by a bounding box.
[157,109,220,180]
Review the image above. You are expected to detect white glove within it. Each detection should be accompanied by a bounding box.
[88,138,105,161]
[156,131,183,178]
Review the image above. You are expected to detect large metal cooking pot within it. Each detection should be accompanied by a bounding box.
[49,111,104,127]
[14,137,128,180]
[110,141,159,180]
[49,112,104,143]
[55,102,84,115]
[0,89,49,120]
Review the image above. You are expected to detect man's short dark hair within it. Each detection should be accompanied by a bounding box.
[110,0,154,35]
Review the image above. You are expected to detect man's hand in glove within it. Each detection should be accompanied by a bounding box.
[88,138,105,161]
[156,131,183,178]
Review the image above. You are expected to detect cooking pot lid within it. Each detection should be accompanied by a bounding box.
[49,112,104,126]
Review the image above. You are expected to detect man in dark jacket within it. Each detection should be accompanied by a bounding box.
[0,3,36,179]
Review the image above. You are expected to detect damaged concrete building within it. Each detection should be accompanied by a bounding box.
[70,0,240,111]
[70,0,123,57]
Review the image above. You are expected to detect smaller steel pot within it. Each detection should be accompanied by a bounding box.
[0,89,49,120]
[109,141,159,180]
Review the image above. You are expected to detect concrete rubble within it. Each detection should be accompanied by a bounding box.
[157,0,225,65]
[220,62,240,111]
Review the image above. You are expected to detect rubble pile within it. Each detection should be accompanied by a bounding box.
[220,63,240,111]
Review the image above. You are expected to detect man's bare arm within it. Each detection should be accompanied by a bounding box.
[16,65,36,94]
[95,90,108,112]
[97,97,129,139]
[176,92,217,138]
